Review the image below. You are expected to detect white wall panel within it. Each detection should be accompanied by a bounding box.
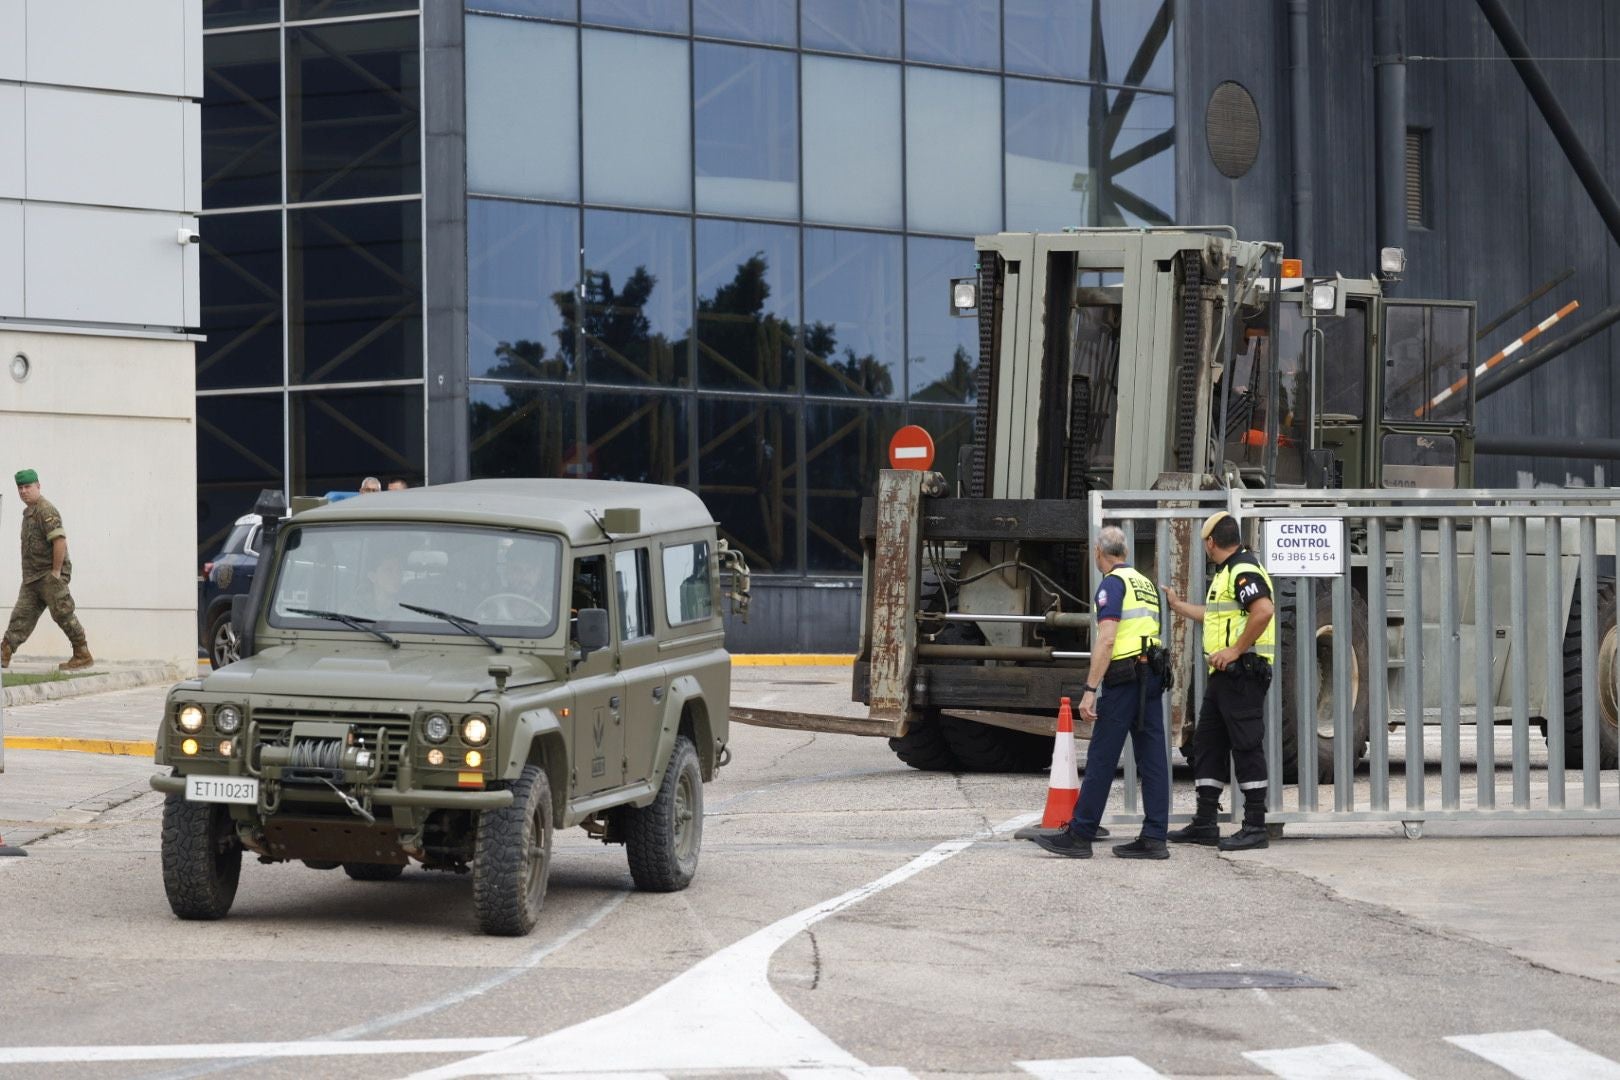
[0,0,23,80]
[0,200,22,317]
[0,85,22,199]
[182,100,200,212]
[26,88,188,211]
[25,204,186,327]
[26,0,187,98]
[182,0,202,99]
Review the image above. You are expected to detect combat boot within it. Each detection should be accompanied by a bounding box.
[1,639,10,667]
[1217,825,1270,852]
[59,644,93,672]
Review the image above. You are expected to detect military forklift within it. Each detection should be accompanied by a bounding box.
[814,227,1619,779]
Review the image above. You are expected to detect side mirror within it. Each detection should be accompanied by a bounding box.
[575,608,611,654]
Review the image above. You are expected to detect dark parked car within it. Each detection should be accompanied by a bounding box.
[198,512,273,667]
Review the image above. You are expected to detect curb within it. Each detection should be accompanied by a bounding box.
[2,662,188,708]
[1,736,155,757]
[731,654,854,666]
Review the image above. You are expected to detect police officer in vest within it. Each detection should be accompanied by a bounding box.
[1162,511,1276,852]
[1033,525,1172,860]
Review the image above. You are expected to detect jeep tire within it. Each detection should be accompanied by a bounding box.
[343,862,406,881]
[624,734,702,892]
[472,764,553,936]
[160,794,242,921]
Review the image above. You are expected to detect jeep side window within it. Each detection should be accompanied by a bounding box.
[571,555,608,616]
[614,548,653,641]
[663,540,713,625]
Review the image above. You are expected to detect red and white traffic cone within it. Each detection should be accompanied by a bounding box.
[1015,697,1081,840]
[0,828,25,857]
[1040,697,1081,827]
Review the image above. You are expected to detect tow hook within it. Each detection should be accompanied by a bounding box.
[320,777,376,825]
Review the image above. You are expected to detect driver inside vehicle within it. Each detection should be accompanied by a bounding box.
[474,543,553,626]
[349,550,406,619]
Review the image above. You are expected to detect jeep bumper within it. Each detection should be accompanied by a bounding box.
[150,773,514,810]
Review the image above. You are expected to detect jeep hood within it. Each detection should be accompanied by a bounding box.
[203,646,554,703]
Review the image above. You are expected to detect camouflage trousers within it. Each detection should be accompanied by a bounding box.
[4,574,87,651]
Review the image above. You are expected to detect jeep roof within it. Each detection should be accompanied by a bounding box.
[290,479,718,543]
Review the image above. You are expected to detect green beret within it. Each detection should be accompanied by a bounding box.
[14,468,37,486]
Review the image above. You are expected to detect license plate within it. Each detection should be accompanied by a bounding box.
[185,775,259,805]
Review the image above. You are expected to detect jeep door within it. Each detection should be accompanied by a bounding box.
[611,545,667,785]
[569,551,626,795]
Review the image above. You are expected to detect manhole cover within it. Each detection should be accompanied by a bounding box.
[1132,970,1337,990]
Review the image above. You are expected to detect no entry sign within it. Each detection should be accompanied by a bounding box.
[888,425,936,470]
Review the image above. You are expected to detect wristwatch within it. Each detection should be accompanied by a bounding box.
[1080,684,1097,695]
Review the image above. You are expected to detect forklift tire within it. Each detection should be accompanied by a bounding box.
[1277,579,1371,784]
[938,714,1053,774]
[889,712,959,771]
[1558,578,1619,769]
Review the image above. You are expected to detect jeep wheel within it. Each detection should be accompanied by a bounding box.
[343,862,406,881]
[208,609,240,668]
[624,735,702,892]
[472,764,553,936]
[160,794,242,920]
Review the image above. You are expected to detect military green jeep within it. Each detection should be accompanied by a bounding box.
[152,480,749,936]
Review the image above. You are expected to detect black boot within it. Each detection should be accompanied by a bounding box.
[1031,829,1093,859]
[1112,837,1170,860]
[1169,795,1222,845]
[1218,825,1270,851]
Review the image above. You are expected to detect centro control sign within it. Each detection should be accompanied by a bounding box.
[1264,518,1345,577]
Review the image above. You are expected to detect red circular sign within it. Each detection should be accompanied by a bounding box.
[888,425,936,470]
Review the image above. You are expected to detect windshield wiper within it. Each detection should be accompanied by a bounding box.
[286,607,399,648]
[398,603,504,653]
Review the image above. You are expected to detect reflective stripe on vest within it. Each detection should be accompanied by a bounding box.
[1105,565,1162,660]
[1203,551,1276,670]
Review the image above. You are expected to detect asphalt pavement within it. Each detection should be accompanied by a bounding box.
[0,667,1617,1079]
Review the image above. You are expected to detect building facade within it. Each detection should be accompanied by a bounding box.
[1,0,201,665]
[197,0,1620,651]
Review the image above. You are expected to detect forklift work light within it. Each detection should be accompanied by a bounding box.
[1310,281,1339,311]
[1380,246,1406,275]
[950,278,978,315]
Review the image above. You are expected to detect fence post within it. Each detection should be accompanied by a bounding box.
[1295,582,1317,813]
[1474,515,1496,810]
[1544,517,1566,809]
[1438,519,1462,810]
[1509,515,1531,809]
[1331,567,1352,811]
[1579,515,1599,809]
[1402,516,1425,819]
[1367,518,1390,812]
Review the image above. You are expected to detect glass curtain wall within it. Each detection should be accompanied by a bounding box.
[196,3,425,561]
[465,0,1175,576]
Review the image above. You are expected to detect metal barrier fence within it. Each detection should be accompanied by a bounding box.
[1091,487,1620,834]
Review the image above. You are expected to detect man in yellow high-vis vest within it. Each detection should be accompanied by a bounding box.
[1162,511,1276,852]
[1032,526,1171,860]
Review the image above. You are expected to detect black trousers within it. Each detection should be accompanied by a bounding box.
[1191,667,1270,826]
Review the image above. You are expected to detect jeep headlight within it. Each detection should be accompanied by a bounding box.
[423,713,451,744]
[178,704,205,733]
[215,705,243,735]
[462,716,490,746]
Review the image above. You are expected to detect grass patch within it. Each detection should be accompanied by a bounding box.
[2,671,98,688]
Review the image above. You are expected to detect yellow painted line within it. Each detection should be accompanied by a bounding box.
[3,736,155,757]
[731,654,855,666]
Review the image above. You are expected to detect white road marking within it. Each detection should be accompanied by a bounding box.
[784,1068,920,1080]
[1018,1056,1166,1078]
[1446,1030,1620,1079]
[0,1038,527,1065]
[95,891,631,1080]
[408,813,1038,1079]
[1243,1043,1416,1079]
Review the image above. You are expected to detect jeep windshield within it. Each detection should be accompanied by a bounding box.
[267,524,563,640]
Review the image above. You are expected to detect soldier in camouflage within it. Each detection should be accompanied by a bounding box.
[1,469,93,671]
